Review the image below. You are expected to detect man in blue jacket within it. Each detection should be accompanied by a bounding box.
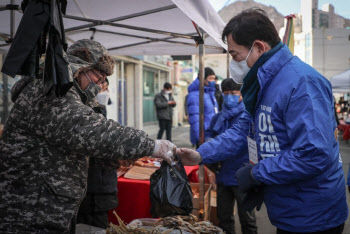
[205,78,257,234]
[178,8,348,234]
[187,67,218,148]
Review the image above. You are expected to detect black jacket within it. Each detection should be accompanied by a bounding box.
[215,84,223,111]
[154,91,176,120]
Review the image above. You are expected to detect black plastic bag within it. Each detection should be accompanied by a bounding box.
[150,155,193,217]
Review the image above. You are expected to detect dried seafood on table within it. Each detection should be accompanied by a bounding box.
[155,215,224,234]
[106,211,224,234]
[117,166,131,178]
[106,211,172,234]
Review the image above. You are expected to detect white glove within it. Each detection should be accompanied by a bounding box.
[151,140,176,165]
[176,148,202,166]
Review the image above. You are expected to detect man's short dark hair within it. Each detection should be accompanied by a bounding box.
[221,78,242,92]
[164,82,172,90]
[221,8,281,49]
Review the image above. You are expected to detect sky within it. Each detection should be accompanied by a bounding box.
[208,0,350,19]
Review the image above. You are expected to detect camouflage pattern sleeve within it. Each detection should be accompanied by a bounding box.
[36,89,155,160]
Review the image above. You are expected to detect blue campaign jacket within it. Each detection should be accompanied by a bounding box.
[204,101,248,186]
[197,45,348,232]
[187,78,217,145]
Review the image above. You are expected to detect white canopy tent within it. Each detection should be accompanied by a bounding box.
[0,0,227,220]
[0,0,226,55]
[330,69,350,93]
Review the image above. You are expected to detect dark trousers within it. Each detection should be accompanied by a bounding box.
[77,193,118,229]
[157,119,172,142]
[77,211,109,229]
[277,223,344,234]
[217,184,257,234]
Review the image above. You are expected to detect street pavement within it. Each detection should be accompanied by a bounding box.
[145,124,350,234]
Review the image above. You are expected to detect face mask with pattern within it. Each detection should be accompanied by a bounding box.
[83,71,102,101]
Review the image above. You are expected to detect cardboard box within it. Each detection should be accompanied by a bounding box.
[190,183,212,220]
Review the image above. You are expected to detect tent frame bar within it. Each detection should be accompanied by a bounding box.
[90,28,222,51]
[0,4,20,12]
[65,4,177,33]
[63,14,194,39]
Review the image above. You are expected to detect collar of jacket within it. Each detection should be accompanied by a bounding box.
[73,79,88,104]
[221,101,245,119]
[258,44,294,91]
[213,101,244,133]
[241,42,284,116]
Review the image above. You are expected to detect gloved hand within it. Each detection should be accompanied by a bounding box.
[176,148,202,166]
[241,188,264,212]
[235,164,262,193]
[151,140,176,165]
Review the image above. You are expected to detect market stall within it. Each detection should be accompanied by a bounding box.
[1,0,226,229]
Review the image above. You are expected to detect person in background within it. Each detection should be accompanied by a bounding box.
[177,8,347,234]
[0,124,4,138]
[334,96,340,126]
[184,94,189,120]
[187,67,218,148]
[154,82,176,142]
[94,78,111,118]
[205,78,257,234]
[214,76,223,111]
[0,39,176,233]
[77,78,122,229]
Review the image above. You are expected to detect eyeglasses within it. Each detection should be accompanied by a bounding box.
[90,70,106,85]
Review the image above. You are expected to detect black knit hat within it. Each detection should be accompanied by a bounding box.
[204,67,215,79]
[221,78,242,92]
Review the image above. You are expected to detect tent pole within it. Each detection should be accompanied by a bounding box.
[227,51,230,78]
[195,35,205,221]
[10,0,15,39]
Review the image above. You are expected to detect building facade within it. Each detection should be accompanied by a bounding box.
[0,54,174,131]
[283,0,350,79]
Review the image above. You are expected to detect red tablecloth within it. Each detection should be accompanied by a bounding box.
[108,166,199,224]
[338,120,350,141]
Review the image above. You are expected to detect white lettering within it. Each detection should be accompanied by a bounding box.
[261,154,276,159]
[259,133,270,152]
[267,115,275,133]
[259,113,267,132]
[261,105,272,113]
[267,135,280,152]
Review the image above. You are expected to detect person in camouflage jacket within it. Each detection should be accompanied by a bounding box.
[0,39,175,233]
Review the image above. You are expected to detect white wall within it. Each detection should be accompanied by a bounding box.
[300,0,313,33]
[311,28,350,78]
[134,62,144,130]
[106,64,118,121]
[193,53,228,79]
[126,63,135,127]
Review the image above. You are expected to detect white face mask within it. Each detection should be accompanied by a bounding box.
[96,91,110,106]
[229,44,255,84]
[165,90,172,94]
